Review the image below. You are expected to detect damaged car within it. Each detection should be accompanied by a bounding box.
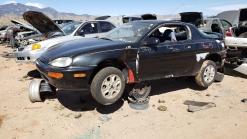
[179,12,231,38]
[14,20,116,63]
[224,8,247,56]
[15,11,66,46]
[29,20,226,105]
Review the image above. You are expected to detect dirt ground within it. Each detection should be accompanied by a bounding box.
[0,43,246,139]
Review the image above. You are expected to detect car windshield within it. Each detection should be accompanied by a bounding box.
[62,22,82,35]
[101,22,155,43]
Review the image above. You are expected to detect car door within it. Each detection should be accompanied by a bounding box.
[98,21,115,33]
[138,26,196,80]
[220,19,232,35]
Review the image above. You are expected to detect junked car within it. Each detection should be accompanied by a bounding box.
[224,8,247,57]
[14,20,116,63]
[179,12,232,37]
[15,11,66,46]
[29,20,226,106]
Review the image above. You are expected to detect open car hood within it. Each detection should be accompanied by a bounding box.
[179,12,203,27]
[11,20,37,31]
[141,14,157,20]
[23,11,65,35]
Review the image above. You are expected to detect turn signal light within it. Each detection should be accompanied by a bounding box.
[32,44,41,50]
[74,73,86,77]
[48,72,63,79]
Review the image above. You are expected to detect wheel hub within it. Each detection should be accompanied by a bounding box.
[101,74,122,99]
[203,65,215,83]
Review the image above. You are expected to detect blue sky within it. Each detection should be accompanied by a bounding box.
[1,0,247,16]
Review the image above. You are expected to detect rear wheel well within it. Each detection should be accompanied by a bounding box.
[88,59,127,85]
[205,53,221,68]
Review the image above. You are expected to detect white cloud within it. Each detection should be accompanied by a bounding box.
[4,0,17,4]
[207,4,247,11]
[25,2,45,9]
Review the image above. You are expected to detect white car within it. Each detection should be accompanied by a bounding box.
[224,27,247,49]
[14,20,116,63]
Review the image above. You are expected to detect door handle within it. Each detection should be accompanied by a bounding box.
[185,45,191,49]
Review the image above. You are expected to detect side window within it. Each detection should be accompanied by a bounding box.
[82,23,98,34]
[132,17,142,21]
[149,25,188,43]
[212,20,220,26]
[220,20,232,28]
[99,21,115,32]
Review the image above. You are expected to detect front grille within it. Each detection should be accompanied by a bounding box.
[17,57,25,60]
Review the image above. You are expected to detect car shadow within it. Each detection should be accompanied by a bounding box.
[43,76,207,114]
[27,69,41,78]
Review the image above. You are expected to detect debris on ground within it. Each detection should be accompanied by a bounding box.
[22,75,28,78]
[129,102,149,110]
[74,113,82,119]
[241,98,247,103]
[206,94,211,97]
[98,114,112,122]
[158,99,165,103]
[183,100,216,112]
[157,105,167,111]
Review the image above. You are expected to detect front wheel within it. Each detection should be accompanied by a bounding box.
[91,67,125,105]
[195,60,217,87]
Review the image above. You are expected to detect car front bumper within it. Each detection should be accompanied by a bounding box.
[36,58,96,90]
[14,49,43,63]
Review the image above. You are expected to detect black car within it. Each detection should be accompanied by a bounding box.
[30,20,226,105]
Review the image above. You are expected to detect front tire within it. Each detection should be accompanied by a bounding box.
[195,60,217,87]
[91,67,125,105]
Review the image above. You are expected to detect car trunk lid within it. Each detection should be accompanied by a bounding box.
[239,8,247,23]
[179,12,203,27]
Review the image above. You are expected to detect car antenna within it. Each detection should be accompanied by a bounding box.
[167,4,184,19]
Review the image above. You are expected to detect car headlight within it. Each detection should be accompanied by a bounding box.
[49,57,72,67]
[32,44,41,50]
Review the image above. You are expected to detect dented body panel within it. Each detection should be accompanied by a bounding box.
[36,20,225,90]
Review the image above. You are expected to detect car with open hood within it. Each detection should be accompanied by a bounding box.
[29,20,227,106]
[14,11,66,46]
[14,20,116,63]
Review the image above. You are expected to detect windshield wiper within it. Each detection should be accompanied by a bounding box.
[99,37,112,41]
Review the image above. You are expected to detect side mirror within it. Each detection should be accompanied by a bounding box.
[77,29,84,36]
[144,37,160,46]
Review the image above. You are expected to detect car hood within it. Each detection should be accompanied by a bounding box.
[24,36,84,51]
[179,12,203,26]
[41,38,131,62]
[23,11,65,35]
[11,20,37,31]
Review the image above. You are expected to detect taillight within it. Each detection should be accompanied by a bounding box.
[225,28,232,37]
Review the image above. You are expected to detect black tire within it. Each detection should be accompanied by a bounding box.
[238,32,247,38]
[195,60,217,87]
[241,49,247,58]
[90,67,125,105]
